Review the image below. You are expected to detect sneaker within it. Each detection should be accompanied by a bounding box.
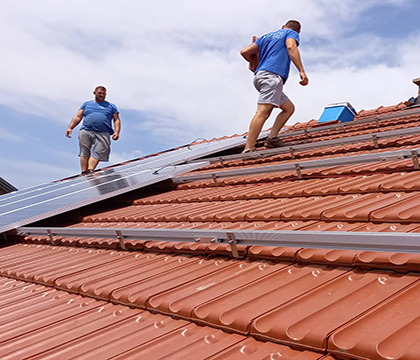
[241,147,256,154]
[80,169,94,176]
[264,136,285,148]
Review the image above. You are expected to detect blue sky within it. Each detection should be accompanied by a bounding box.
[0,0,419,189]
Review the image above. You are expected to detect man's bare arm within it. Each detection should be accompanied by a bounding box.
[286,38,308,86]
[112,113,121,140]
[240,42,259,62]
[65,109,84,138]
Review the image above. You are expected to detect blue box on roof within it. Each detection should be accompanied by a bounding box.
[318,102,357,123]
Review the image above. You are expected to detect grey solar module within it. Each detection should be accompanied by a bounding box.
[0,134,259,234]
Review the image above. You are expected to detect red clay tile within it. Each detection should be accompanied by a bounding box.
[250,269,418,352]
[296,248,359,266]
[245,198,304,221]
[351,222,420,233]
[328,280,420,360]
[207,337,324,360]
[298,221,365,231]
[144,241,177,253]
[54,251,147,293]
[0,302,141,359]
[301,177,352,196]
[215,200,273,222]
[192,264,348,334]
[206,243,249,257]
[355,251,420,273]
[80,254,196,301]
[190,201,250,222]
[0,288,99,344]
[337,174,388,194]
[29,311,188,360]
[28,250,122,286]
[111,257,234,307]
[258,220,318,230]
[379,171,420,192]
[321,193,413,222]
[147,260,289,319]
[247,246,300,261]
[172,242,209,255]
[283,195,366,221]
[110,323,245,360]
[370,192,420,223]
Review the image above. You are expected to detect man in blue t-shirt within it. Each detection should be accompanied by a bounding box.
[240,20,308,153]
[65,86,121,175]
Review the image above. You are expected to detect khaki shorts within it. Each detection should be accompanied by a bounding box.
[78,129,111,161]
[254,70,290,107]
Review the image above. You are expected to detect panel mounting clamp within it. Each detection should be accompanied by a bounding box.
[411,150,420,170]
[47,229,55,245]
[295,163,303,179]
[226,232,240,259]
[116,230,126,250]
[372,134,379,149]
[289,147,295,159]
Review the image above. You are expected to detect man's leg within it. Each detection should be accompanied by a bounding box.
[268,100,295,138]
[244,103,274,151]
[80,156,89,172]
[88,157,100,171]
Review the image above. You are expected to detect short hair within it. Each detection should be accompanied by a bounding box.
[285,20,301,32]
[94,86,107,92]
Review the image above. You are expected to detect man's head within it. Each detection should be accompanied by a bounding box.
[283,20,301,33]
[94,86,107,102]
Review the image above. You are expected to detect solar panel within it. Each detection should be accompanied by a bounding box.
[0,134,260,234]
[0,162,210,234]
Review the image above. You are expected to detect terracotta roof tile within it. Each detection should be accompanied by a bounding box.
[250,270,419,352]
[328,281,420,360]
[296,248,358,266]
[354,251,420,273]
[208,337,324,360]
[321,193,413,222]
[370,193,420,223]
[192,264,348,334]
[147,260,288,319]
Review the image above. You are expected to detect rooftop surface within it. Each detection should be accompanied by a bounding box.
[1,101,420,359]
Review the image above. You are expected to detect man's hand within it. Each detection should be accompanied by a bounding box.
[65,128,72,138]
[112,133,120,141]
[299,71,309,86]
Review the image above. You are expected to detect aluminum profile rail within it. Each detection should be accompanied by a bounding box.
[177,148,420,183]
[195,125,420,164]
[18,226,420,254]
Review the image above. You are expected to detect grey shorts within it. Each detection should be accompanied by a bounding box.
[78,129,111,161]
[254,70,290,107]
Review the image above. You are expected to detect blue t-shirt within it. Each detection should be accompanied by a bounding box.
[80,100,118,135]
[255,28,300,81]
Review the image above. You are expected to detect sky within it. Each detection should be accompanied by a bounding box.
[0,0,419,189]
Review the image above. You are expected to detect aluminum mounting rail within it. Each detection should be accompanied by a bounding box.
[194,124,420,164]
[176,148,420,183]
[18,226,420,255]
